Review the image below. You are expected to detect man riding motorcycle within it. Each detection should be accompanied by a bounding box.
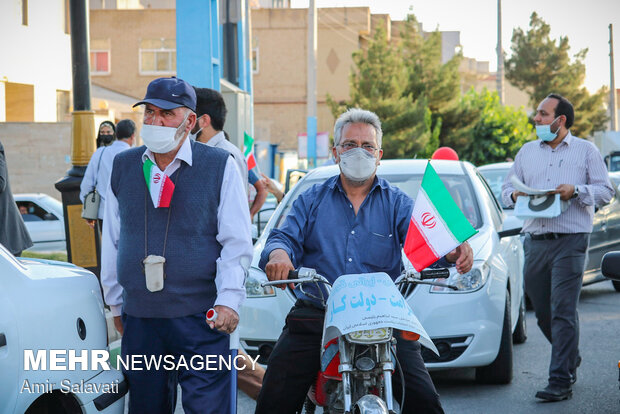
[255,108,473,414]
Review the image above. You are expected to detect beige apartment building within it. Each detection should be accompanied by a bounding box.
[89,6,527,151]
[89,9,176,100]
[252,7,381,150]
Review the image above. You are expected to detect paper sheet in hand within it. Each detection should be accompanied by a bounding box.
[323,272,438,355]
[510,175,555,195]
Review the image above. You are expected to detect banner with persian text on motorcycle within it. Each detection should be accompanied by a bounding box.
[323,272,439,355]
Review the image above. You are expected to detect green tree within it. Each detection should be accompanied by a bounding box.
[443,89,535,165]
[327,25,438,159]
[400,15,462,120]
[505,12,608,137]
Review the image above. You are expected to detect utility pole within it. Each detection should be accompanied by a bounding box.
[496,0,505,105]
[55,0,100,276]
[306,0,317,168]
[610,24,618,131]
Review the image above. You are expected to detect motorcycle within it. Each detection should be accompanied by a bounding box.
[262,267,457,414]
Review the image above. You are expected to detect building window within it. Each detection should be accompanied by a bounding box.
[252,47,259,74]
[139,39,176,75]
[21,0,28,26]
[90,39,111,75]
[90,51,110,74]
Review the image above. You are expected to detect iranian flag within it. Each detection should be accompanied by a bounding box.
[244,132,257,170]
[404,162,477,271]
[143,158,175,208]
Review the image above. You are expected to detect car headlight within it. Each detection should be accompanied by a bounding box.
[430,262,490,293]
[245,270,276,298]
[346,328,392,344]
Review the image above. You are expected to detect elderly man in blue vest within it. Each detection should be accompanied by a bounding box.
[100,77,253,413]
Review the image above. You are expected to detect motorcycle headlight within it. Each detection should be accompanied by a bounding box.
[346,328,392,344]
[245,270,276,298]
[430,262,490,293]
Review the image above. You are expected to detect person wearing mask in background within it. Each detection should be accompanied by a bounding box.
[502,93,614,402]
[191,87,248,185]
[0,140,33,257]
[96,120,116,148]
[80,119,135,231]
[190,86,267,220]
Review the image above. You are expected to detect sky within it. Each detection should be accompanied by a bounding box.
[290,0,620,93]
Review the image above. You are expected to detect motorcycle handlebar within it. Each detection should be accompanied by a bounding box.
[261,269,331,288]
[396,268,458,291]
[419,268,450,280]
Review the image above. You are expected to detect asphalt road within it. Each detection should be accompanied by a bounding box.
[168,280,620,414]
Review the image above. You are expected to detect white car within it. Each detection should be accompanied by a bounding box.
[240,160,526,384]
[0,245,126,413]
[14,193,66,253]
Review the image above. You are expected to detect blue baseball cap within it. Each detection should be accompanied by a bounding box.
[133,77,196,112]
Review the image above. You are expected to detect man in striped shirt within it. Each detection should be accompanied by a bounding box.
[502,93,614,402]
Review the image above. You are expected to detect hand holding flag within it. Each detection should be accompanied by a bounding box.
[404,162,477,272]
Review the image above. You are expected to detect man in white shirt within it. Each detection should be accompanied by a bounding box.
[100,77,253,413]
[191,87,267,219]
[79,119,135,230]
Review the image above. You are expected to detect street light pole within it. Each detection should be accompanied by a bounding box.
[306,0,317,168]
[55,0,100,276]
[496,0,505,105]
[610,24,618,131]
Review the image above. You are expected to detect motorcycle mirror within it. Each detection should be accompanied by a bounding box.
[601,251,620,281]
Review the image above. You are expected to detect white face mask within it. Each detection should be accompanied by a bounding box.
[141,110,190,153]
[188,127,202,142]
[338,147,377,183]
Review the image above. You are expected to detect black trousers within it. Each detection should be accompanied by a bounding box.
[524,233,589,387]
[255,301,444,414]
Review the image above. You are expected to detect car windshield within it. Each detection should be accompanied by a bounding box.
[610,155,620,172]
[272,173,482,231]
[478,168,510,209]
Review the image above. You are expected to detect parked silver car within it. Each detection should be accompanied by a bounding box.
[0,244,126,413]
[14,193,66,253]
[479,162,620,291]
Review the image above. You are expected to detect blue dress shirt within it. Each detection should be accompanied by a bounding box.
[259,175,449,302]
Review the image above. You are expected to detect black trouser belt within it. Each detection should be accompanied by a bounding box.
[530,233,571,240]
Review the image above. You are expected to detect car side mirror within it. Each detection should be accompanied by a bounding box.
[601,251,620,281]
[498,227,521,238]
[43,213,58,221]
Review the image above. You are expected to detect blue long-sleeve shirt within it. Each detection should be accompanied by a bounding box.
[259,175,449,301]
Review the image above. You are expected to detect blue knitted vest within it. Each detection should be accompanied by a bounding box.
[110,142,229,318]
